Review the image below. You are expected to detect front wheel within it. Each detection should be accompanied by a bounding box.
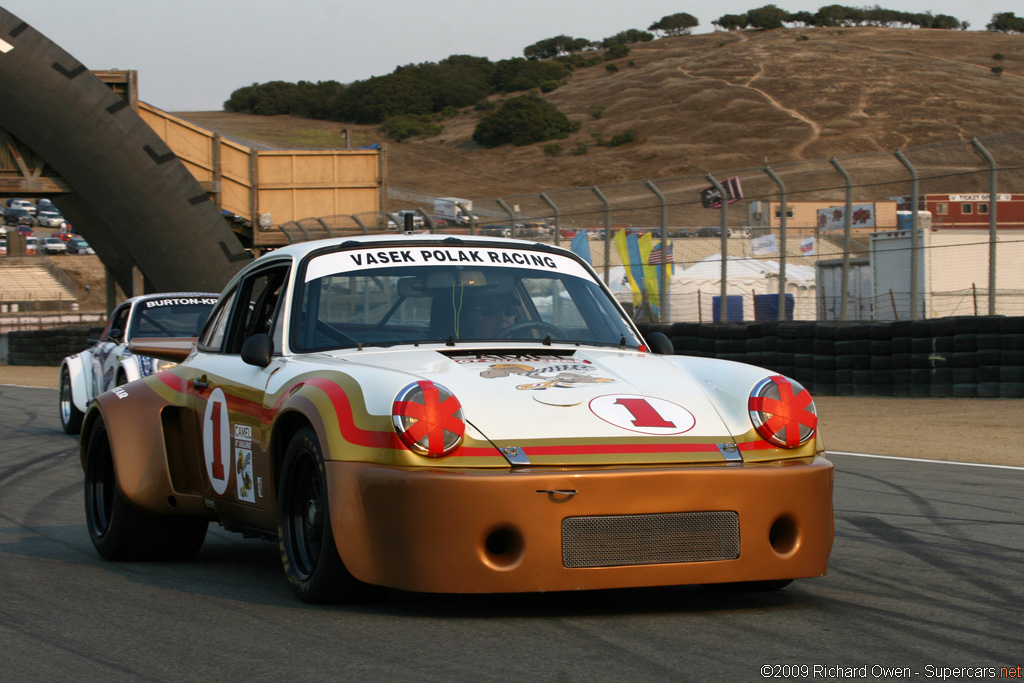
[59,366,84,435]
[278,427,376,603]
[84,419,207,561]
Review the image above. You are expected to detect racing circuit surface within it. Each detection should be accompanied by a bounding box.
[1,384,1021,680]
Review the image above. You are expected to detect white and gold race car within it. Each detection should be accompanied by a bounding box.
[81,234,833,603]
[60,293,218,434]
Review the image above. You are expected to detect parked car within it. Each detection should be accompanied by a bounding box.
[66,237,94,255]
[36,210,67,229]
[668,228,697,238]
[59,293,219,434]
[479,224,512,237]
[41,237,67,254]
[696,226,733,238]
[392,210,425,229]
[3,207,35,227]
[5,198,36,215]
[78,234,833,603]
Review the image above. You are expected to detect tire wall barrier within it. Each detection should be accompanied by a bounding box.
[638,316,1024,399]
[2,326,105,366]
[7,319,1022,399]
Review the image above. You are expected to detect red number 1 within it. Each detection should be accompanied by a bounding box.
[614,398,676,428]
[210,400,225,480]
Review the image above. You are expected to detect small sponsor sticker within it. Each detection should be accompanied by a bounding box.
[233,424,255,503]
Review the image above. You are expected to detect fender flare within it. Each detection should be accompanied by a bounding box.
[80,376,208,517]
[61,353,94,415]
[119,355,144,384]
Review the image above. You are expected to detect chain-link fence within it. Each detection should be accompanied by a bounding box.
[276,131,1024,323]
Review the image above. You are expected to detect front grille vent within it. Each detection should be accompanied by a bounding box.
[562,511,740,568]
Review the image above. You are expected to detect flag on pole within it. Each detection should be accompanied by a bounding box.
[570,230,592,264]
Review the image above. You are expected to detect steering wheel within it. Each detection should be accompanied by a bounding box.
[496,320,566,340]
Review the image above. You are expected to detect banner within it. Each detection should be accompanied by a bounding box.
[638,233,660,310]
[817,203,875,231]
[750,234,778,256]
[700,177,743,209]
[800,237,815,255]
[613,230,642,307]
[570,230,591,264]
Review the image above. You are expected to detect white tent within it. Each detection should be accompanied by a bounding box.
[610,255,817,322]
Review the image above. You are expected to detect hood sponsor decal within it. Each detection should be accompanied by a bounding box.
[472,360,615,391]
[589,394,695,435]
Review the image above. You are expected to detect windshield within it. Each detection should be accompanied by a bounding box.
[129,297,218,339]
[292,243,639,351]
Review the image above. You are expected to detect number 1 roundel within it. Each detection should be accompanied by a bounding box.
[202,387,231,495]
[589,394,695,435]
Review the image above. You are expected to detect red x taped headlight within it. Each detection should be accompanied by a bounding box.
[392,380,465,457]
[748,375,818,448]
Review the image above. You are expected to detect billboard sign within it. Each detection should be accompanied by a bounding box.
[817,203,875,231]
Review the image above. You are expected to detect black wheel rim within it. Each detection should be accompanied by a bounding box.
[85,429,115,537]
[284,449,323,580]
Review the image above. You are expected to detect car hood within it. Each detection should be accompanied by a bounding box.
[304,346,771,466]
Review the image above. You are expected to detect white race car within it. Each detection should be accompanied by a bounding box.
[78,235,833,603]
[59,293,218,434]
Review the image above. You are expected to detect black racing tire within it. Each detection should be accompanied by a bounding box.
[59,366,84,435]
[277,427,377,603]
[704,579,794,592]
[84,419,208,561]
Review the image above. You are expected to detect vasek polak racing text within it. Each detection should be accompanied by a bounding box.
[305,246,591,281]
[346,248,557,269]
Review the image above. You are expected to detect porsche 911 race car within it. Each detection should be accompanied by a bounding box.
[80,235,833,603]
[60,293,218,434]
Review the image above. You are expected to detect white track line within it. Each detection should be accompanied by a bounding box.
[828,451,1024,471]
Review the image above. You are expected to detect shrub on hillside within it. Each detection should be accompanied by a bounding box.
[490,58,570,94]
[472,94,580,147]
[380,114,443,142]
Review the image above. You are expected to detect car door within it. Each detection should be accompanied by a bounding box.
[180,262,291,529]
[91,302,132,397]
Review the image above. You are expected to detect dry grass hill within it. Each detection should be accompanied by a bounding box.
[176,27,1024,202]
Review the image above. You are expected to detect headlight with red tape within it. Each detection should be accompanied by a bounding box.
[748,375,818,448]
[392,380,466,457]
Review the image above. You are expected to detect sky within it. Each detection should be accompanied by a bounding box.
[2,0,1010,111]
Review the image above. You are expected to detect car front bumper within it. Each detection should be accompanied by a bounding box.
[328,455,834,593]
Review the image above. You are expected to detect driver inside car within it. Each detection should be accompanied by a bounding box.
[465,294,519,338]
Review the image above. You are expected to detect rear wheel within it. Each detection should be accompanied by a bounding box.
[278,427,375,603]
[59,366,84,435]
[84,419,207,560]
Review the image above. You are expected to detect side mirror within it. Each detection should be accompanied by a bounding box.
[240,333,273,368]
[644,331,674,355]
[107,329,123,343]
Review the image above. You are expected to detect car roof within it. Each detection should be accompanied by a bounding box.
[262,233,562,260]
